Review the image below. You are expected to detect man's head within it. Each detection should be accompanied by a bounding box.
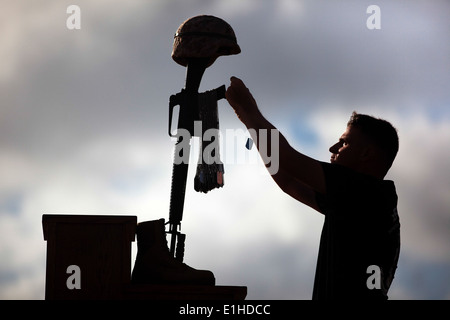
[329,111,399,179]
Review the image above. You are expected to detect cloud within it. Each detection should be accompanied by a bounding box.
[389,114,450,262]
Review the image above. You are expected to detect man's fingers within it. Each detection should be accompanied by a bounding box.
[228,77,249,98]
[226,77,240,98]
[230,76,244,87]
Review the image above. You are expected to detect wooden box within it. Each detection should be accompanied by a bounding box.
[42,214,137,299]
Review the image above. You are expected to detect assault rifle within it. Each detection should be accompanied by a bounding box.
[167,58,225,261]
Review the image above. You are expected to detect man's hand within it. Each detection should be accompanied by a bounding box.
[225,76,260,125]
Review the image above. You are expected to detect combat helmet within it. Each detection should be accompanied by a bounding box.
[172,15,241,68]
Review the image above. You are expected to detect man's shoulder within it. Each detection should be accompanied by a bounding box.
[317,162,397,213]
[320,161,396,188]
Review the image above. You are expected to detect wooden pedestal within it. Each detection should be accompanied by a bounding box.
[42,214,137,299]
[42,214,246,300]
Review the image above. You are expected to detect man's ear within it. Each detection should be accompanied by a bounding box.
[360,145,374,161]
[362,144,385,164]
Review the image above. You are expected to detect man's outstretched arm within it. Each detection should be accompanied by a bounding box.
[225,77,326,209]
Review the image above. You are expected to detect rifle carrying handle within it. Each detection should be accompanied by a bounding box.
[168,90,184,137]
[168,95,177,137]
[168,85,224,138]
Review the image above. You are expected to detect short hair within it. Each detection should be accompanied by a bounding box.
[347,111,399,171]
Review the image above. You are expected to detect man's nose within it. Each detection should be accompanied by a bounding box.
[329,142,339,154]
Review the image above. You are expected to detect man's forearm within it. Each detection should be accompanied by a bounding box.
[243,111,325,193]
[243,111,290,174]
[226,77,326,194]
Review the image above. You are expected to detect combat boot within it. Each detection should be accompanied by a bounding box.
[131,218,215,286]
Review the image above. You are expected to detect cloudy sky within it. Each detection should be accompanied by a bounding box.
[1,0,449,300]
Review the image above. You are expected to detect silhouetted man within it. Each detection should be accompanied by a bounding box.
[226,76,400,300]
